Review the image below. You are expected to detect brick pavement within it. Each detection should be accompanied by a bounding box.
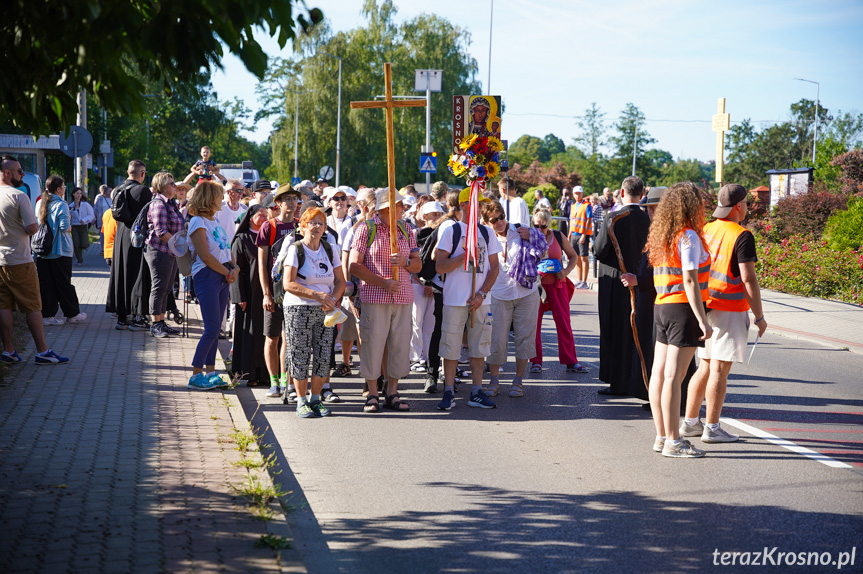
[0,243,304,573]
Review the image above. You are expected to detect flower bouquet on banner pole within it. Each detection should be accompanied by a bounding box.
[447,134,503,326]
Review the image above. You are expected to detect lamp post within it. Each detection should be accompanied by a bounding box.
[488,0,494,93]
[318,52,343,187]
[794,77,820,164]
[286,87,314,183]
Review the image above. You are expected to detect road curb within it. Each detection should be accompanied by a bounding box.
[766,325,863,354]
[222,386,309,573]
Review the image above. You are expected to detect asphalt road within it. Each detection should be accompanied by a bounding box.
[239,290,863,573]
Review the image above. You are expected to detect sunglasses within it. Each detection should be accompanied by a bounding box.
[536,224,548,229]
[331,196,347,202]
[487,216,504,224]
[229,187,243,193]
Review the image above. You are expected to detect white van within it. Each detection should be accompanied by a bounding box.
[19,173,44,210]
[217,161,259,189]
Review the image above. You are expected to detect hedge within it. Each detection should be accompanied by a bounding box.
[756,234,863,305]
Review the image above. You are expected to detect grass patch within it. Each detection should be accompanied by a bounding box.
[231,474,287,506]
[255,534,291,550]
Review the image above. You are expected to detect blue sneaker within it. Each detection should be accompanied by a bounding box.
[34,349,69,365]
[1,350,21,364]
[188,373,220,390]
[437,390,455,410]
[309,400,331,417]
[207,373,228,388]
[296,402,314,418]
[468,389,496,409]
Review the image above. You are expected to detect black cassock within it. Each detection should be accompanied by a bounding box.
[593,204,650,395]
[106,179,151,319]
[229,228,268,385]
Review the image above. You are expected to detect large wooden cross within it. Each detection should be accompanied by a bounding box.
[350,62,426,280]
[712,97,730,183]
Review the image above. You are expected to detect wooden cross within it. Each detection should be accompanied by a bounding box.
[350,63,426,280]
[712,97,730,183]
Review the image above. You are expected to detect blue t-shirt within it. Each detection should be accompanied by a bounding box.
[188,215,231,277]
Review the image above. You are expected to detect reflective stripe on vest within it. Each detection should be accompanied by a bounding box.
[569,200,592,236]
[654,231,711,305]
[703,219,750,312]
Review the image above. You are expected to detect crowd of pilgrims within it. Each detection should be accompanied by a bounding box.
[80,156,733,459]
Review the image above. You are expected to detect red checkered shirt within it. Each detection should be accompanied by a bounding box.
[350,214,418,305]
[145,194,185,254]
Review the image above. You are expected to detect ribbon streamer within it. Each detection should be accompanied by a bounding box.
[464,178,486,270]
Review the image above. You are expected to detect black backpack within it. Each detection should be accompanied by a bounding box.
[31,220,55,257]
[111,185,134,224]
[417,221,489,283]
[129,198,166,248]
[273,240,335,305]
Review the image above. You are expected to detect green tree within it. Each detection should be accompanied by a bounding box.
[1,0,323,136]
[607,103,656,184]
[574,102,607,157]
[789,98,833,165]
[543,134,566,157]
[266,0,481,187]
[509,135,548,166]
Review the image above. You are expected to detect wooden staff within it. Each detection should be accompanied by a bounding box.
[607,210,649,390]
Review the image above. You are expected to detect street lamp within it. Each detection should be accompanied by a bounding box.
[286,87,314,183]
[488,0,494,93]
[794,78,820,164]
[318,52,342,187]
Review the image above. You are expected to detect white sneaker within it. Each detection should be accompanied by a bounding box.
[702,424,739,443]
[43,317,65,326]
[458,347,470,365]
[67,312,88,323]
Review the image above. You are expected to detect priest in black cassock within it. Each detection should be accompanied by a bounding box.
[592,176,650,396]
[107,160,152,328]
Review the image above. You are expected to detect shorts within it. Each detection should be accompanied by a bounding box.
[339,299,359,342]
[263,305,284,338]
[0,262,42,313]
[654,302,705,348]
[570,234,589,257]
[697,309,749,363]
[439,304,492,360]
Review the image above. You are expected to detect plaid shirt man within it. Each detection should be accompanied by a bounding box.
[350,214,418,305]
[145,194,184,254]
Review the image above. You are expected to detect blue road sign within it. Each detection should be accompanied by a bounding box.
[419,154,437,173]
[291,177,301,185]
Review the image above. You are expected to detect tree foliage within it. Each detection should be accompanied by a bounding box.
[0,0,322,135]
[264,0,481,187]
[824,196,863,251]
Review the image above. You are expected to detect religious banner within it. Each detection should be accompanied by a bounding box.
[452,95,502,153]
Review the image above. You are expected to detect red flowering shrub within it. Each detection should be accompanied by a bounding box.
[770,191,848,240]
[832,150,863,196]
[756,234,863,305]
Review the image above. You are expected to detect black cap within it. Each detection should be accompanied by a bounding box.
[252,179,272,193]
[713,184,748,218]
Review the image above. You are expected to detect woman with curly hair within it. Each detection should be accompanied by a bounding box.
[645,182,713,458]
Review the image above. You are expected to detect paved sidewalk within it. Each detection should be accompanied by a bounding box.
[0,245,303,573]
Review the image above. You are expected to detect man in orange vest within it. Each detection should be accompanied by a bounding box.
[568,186,592,289]
[681,184,767,443]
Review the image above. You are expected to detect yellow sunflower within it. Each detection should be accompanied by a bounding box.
[459,133,478,151]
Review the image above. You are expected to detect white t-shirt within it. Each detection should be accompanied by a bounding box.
[490,225,538,301]
[499,196,530,227]
[533,197,551,213]
[435,220,501,306]
[215,202,247,242]
[678,229,710,270]
[283,242,342,306]
[188,216,232,277]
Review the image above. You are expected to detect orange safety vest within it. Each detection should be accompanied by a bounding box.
[569,200,592,237]
[654,229,711,305]
[703,219,750,312]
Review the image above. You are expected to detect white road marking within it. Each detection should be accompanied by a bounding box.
[720,416,853,469]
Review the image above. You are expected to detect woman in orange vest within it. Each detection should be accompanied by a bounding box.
[644,182,713,459]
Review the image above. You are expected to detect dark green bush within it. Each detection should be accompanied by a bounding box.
[824,196,863,251]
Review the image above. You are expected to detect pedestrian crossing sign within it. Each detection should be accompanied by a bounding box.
[419,154,437,173]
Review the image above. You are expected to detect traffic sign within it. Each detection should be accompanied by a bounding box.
[291,176,301,185]
[419,153,437,173]
[319,165,334,181]
[59,126,93,158]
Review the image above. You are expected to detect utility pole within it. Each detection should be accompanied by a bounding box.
[488,0,494,93]
[631,118,638,177]
[318,53,342,187]
[415,70,442,194]
[795,78,820,164]
[286,87,314,183]
[76,89,87,191]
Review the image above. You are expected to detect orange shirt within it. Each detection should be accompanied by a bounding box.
[102,209,117,259]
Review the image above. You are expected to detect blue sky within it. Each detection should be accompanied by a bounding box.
[211,0,863,162]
